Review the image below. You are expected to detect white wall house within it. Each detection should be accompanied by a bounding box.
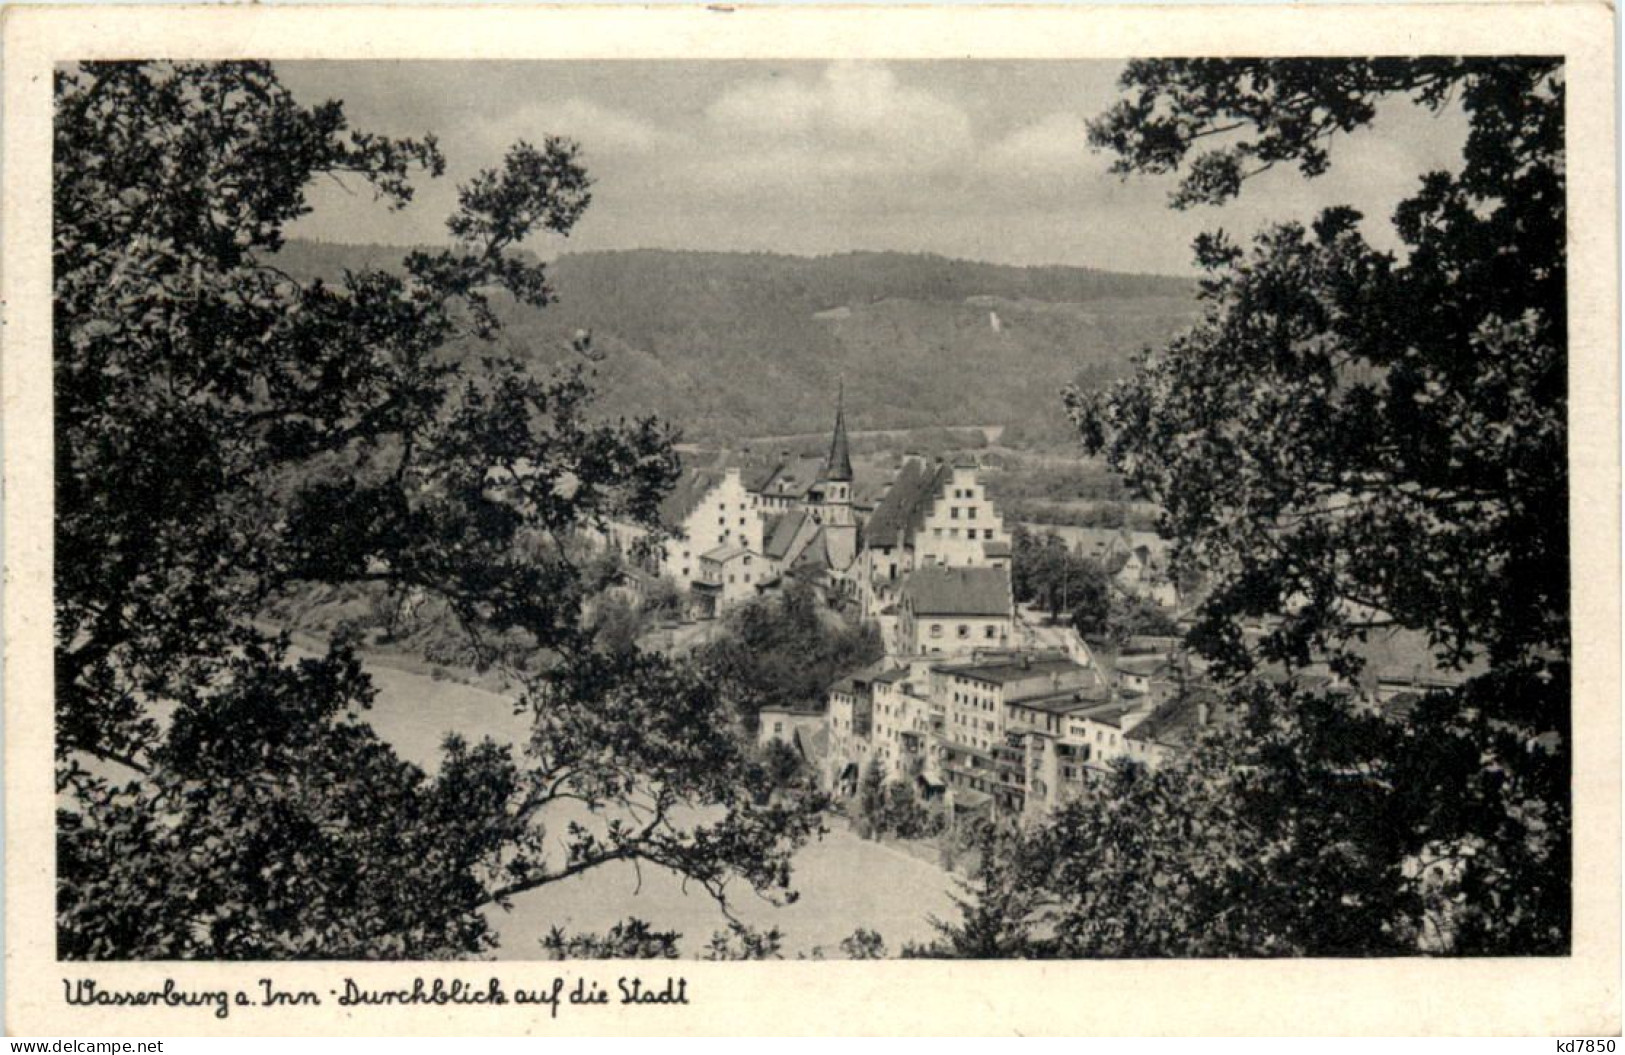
[897,565,1014,657]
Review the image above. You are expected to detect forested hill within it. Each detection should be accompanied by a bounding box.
[274,243,1202,443]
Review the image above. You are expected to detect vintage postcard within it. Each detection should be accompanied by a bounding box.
[3,2,1618,1038]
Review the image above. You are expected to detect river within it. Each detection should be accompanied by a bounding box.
[356,660,959,958]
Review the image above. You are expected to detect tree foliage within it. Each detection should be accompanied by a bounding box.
[955,57,1576,957]
[1077,58,1566,678]
[920,677,1568,958]
[696,581,882,722]
[55,61,820,958]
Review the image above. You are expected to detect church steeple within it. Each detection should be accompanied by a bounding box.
[824,379,854,484]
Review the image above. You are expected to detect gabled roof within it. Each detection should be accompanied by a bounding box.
[794,725,830,763]
[750,456,828,500]
[763,510,810,560]
[1126,687,1225,746]
[701,544,751,563]
[657,468,729,530]
[864,458,951,550]
[902,565,1012,617]
[787,531,830,580]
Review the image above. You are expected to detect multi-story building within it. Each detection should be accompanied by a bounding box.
[826,670,877,795]
[896,565,1014,656]
[914,460,1012,569]
[928,652,1099,811]
[605,464,764,595]
[693,544,764,608]
[856,456,1014,618]
[868,661,939,783]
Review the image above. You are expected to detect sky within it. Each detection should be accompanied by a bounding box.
[277,60,1470,276]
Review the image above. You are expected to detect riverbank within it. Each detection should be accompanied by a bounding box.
[347,650,959,957]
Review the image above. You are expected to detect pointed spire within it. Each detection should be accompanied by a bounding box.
[824,377,854,483]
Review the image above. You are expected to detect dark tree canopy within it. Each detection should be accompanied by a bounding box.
[918,675,1568,959]
[908,57,1583,958]
[1077,58,1566,681]
[55,61,819,959]
[696,581,883,722]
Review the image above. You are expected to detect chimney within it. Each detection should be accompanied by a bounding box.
[1197,698,1211,727]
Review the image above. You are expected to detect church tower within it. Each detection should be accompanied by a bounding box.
[817,382,858,570]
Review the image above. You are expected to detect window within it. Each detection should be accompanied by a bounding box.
[773,722,783,734]
[950,507,959,520]
[930,624,943,639]
[984,529,994,540]
[948,528,958,539]
[968,507,977,520]
[933,528,942,538]
[984,625,996,639]
[958,624,969,639]
[728,574,736,583]
[743,574,751,583]
[743,555,751,566]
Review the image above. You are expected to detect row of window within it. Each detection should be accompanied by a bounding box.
[931,527,997,540]
[929,623,1000,640]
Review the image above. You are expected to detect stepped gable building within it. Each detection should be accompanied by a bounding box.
[603,388,864,612]
[604,463,764,597]
[857,454,1012,617]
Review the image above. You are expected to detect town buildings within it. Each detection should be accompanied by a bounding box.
[896,566,1015,656]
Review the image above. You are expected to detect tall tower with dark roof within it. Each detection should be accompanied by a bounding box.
[824,379,855,485]
[814,381,857,569]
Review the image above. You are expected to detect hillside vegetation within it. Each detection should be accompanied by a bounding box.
[275,243,1199,442]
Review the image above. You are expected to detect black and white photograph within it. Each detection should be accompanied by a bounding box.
[46,51,1575,963]
[6,2,1618,1037]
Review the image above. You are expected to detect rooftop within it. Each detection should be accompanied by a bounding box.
[1007,684,1116,716]
[939,654,1084,686]
[657,467,730,529]
[762,510,810,560]
[750,456,830,499]
[863,458,951,550]
[1125,687,1225,747]
[902,565,1012,617]
[821,385,854,483]
[701,543,751,563]
[1115,654,1173,677]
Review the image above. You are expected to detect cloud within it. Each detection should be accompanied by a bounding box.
[475,98,673,160]
[984,112,1096,178]
[704,62,973,167]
